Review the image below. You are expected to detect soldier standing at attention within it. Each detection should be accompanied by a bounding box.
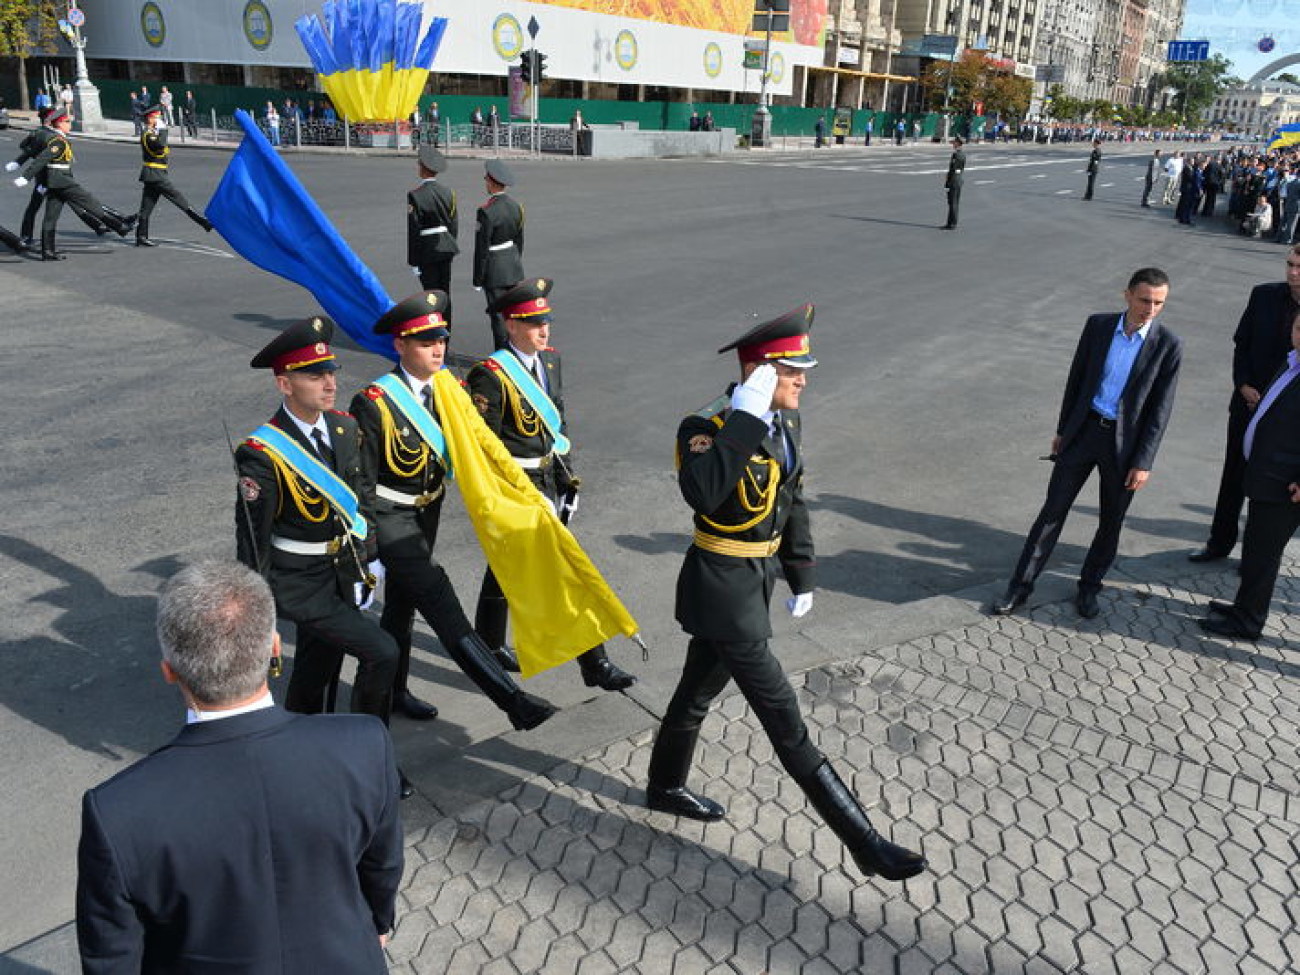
[473,160,525,350]
[350,291,557,731]
[942,136,965,230]
[465,278,637,691]
[644,305,927,883]
[1084,138,1101,201]
[134,104,213,247]
[406,147,459,320]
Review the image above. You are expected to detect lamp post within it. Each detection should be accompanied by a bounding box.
[62,2,106,133]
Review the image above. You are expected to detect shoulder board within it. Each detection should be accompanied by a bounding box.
[243,439,265,451]
[329,409,354,419]
[692,394,731,420]
[541,345,557,353]
[364,385,384,400]
[482,358,502,371]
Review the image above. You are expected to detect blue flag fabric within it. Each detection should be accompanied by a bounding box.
[206,109,396,360]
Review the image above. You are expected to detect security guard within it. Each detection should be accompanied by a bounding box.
[12,110,135,260]
[465,278,636,690]
[407,148,459,310]
[351,291,556,731]
[234,318,409,793]
[472,159,524,350]
[134,104,213,246]
[645,305,926,883]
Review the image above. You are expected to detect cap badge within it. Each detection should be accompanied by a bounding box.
[688,434,714,454]
[314,342,327,355]
[312,319,323,332]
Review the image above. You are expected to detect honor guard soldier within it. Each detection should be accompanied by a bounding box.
[352,291,557,731]
[11,110,135,260]
[645,306,927,883]
[407,148,459,313]
[465,278,637,690]
[473,159,525,350]
[134,104,213,247]
[234,318,411,796]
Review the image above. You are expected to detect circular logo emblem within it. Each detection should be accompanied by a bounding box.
[492,14,524,60]
[67,7,85,27]
[140,2,165,47]
[1259,35,1276,53]
[766,51,786,84]
[243,1,273,50]
[703,42,723,78]
[614,30,638,71]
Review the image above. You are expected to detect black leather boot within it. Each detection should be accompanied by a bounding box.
[797,761,926,882]
[646,727,725,821]
[105,210,135,238]
[185,207,214,232]
[0,226,32,255]
[135,216,157,247]
[448,632,556,731]
[474,592,520,672]
[388,622,438,721]
[577,645,636,690]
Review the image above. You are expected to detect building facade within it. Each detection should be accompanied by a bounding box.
[1212,81,1300,137]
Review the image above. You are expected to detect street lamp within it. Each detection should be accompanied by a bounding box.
[59,1,106,133]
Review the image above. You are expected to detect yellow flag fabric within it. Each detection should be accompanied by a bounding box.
[433,370,639,678]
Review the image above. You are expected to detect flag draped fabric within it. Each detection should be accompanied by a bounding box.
[205,109,396,359]
[433,370,639,678]
[1269,124,1300,151]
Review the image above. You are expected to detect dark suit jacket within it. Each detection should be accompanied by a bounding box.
[945,149,965,188]
[77,707,403,974]
[1231,282,1297,413]
[472,193,525,288]
[1244,364,1300,502]
[1056,312,1182,473]
[406,178,459,267]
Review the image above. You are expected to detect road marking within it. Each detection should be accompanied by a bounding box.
[975,179,996,184]
[1055,189,1073,195]
[141,238,235,258]
[1031,174,1047,179]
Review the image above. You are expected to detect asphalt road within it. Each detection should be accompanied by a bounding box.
[0,131,1285,954]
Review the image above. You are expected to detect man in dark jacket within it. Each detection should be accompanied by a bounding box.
[472,159,525,349]
[406,147,459,310]
[133,104,212,246]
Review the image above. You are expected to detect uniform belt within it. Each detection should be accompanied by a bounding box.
[488,239,516,251]
[143,162,168,169]
[419,225,448,236]
[271,534,347,556]
[376,483,445,508]
[1089,410,1116,430]
[48,164,71,170]
[511,453,552,470]
[692,530,782,558]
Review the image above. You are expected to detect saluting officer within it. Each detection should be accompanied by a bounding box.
[134,104,213,247]
[645,306,927,884]
[12,110,134,260]
[351,291,557,731]
[473,159,525,350]
[234,318,409,794]
[465,278,636,690]
[407,148,459,312]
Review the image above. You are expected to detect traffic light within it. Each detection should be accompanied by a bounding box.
[520,49,534,83]
[535,51,548,81]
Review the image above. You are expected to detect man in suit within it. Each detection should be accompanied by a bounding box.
[76,560,403,973]
[407,147,459,317]
[351,290,557,730]
[1189,248,1300,564]
[645,306,926,883]
[1198,308,1300,640]
[473,159,525,349]
[942,136,965,229]
[991,268,1183,619]
[234,317,408,791]
[466,278,636,690]
[1141,149,1162,207]
[1083,139,1101,201]
[133,104,213,246]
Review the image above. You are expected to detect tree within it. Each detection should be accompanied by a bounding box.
[0,0,59,110]
[1163,53,1237,126]
[920,50,1030,119]
[1275,72,1300,86]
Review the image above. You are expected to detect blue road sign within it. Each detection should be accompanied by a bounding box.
[1167,40,1210,63]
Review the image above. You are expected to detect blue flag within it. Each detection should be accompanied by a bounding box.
[206,109,396,359]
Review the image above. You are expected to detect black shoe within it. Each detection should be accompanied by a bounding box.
[1076,589,1100,620]
[1208,599,1236,616]
[135,237,158,247]
[398,769,415,800]
[21,237,35,249]
[989,587,1028,616]
[647,785,726,822]
[1188,546,1229,563]
[1198,615,1260,641]
[507,691,557,731]
[579,654,637,691]
[394,690,438,721]
[40,249,66,261]
[492,645,521,673]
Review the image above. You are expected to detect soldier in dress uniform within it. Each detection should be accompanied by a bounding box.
[351,291,557,731]
[134,104,213,247]
[1084,139,1102,201]
[11,110,135,260]
[644,306,927,883]
[406,147,459,321]
[472,159,525,350]
[942,136,965,230]
[234,318,410,797]
[465,278,637,690]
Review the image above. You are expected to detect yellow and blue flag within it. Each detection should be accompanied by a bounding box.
[1269,124,1300,151]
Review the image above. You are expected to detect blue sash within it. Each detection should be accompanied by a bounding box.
[247,424,368,539]
[373,373,453,479]
[488,351,571,455]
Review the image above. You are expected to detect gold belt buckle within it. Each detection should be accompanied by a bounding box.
[326,537,342,555]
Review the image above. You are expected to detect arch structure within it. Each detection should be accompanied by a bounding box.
[1249,55,1300,82]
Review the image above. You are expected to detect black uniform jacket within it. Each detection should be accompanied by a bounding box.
[472,192,525,288]
[1087,147,1101,173]
[466,350,567,492]
[20,132,78,190]
[406,178,459,267]
[945,148,965,187]
[76,707,402,975]
[1056,313,1182,474]
[12,126,54,167]
[138,127,170,183]
[1231,282,1298,414]
[675,393,816,642]
[1244,364,1300,503]
[235,406,375,621]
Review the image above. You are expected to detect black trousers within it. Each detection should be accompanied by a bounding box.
[22,183,107,239]
[1226,498,1300,634]
[1201,187,1219,218]
[945,184,961,227]
[1008,415,1136,595]
[138,178,195,221]
[285,601,399,721]
[417,261,454,324]
[1084,171,1097,200]
[654,637,824,782]
[1141,177,1153,206]
[484,285,510,350]
[1205,405,1251,555]
[41,184,113,251]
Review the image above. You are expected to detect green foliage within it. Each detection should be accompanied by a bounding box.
[1163,53,1235,125]
[1275,72,1300,86]
[921,50,1030,118]
[0,0,59,59]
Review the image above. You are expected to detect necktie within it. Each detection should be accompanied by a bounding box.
[771,415,788,473]
[421,384,433,413]
[311,428,334,467]
[532,359,546,391]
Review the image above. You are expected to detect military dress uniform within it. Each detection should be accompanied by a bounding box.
[134,106,213,247]
[407,147,459,303]
[943,139,965,229]
[465,278,635,690]
[351,292,555,730]
[646,305,927,883]
[234,318,399,727]
[473,159,525,349]
[1084,142,1102,201]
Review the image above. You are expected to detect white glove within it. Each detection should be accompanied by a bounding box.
[558,492,579,522]
[4,161,17,172]
[730,363,778,419]
[473,286,483,292]
[355,560,386,609]
[13,177,28,188]
[787,592,814,618]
